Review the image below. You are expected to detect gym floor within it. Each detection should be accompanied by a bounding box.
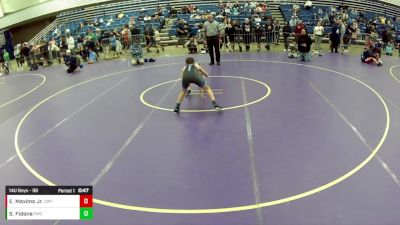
[1,50,400,225]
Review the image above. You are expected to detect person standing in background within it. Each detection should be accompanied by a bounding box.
[282,22,291,52]
[313,21,324,56]
[66,33,75,50]
[203,15,222,65]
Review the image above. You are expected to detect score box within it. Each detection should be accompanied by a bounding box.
[5,186,93,220]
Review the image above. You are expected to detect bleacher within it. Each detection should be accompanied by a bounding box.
[280,2,399,39]
[41,0,400,45]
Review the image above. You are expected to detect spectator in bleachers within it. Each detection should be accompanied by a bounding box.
[226,1,233,9]
[318,8,324,16]
[66,33,75,50]
[106,17,113,26]
[129,16,136,27]
[255,4,263,14]
[341,3,349,11]
[156,4,162,15]
[322,13,329,26]
[153,15,165,29]
[138,14,144,22]
[341,11,349,23]
[176,19,190,47]
[283,22,291,52]
[232,1,239,9]
[93,18,99,27]
[297,29,312,61]
[358,8,365,20]
[117,11,125,20]
[351,8,358,16]
[232,2,240,15]
[182,5,190,14]
[249,1,257,13]
[330,5,336,13]
[289,16,297,27]
[231,6,239,16]
[167,4,177,17]
[312,12,319,21]
[224,4,232,16]
[253,14,262,24]
[53,27,60,38]
[188,4,196,14]
[144,15,152,22]
[293,3,300,14]
[313,21,324,55]
[305,0,312,10]
[380,16,386,24]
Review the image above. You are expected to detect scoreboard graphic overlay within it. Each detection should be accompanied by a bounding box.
[5,186,93,220]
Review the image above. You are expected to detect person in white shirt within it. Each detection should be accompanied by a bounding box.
[66,33,75,50]
[313,21,324,56]
[154,29,164,53]
[293,3,300,13]
[305,0,312,10]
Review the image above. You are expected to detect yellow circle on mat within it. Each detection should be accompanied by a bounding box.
[140,75,271,112]
[14,60,390,214]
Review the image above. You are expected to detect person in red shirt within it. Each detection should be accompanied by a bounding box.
[294,21,306,42]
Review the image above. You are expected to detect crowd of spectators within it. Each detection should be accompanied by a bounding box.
[3,0,398,72]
